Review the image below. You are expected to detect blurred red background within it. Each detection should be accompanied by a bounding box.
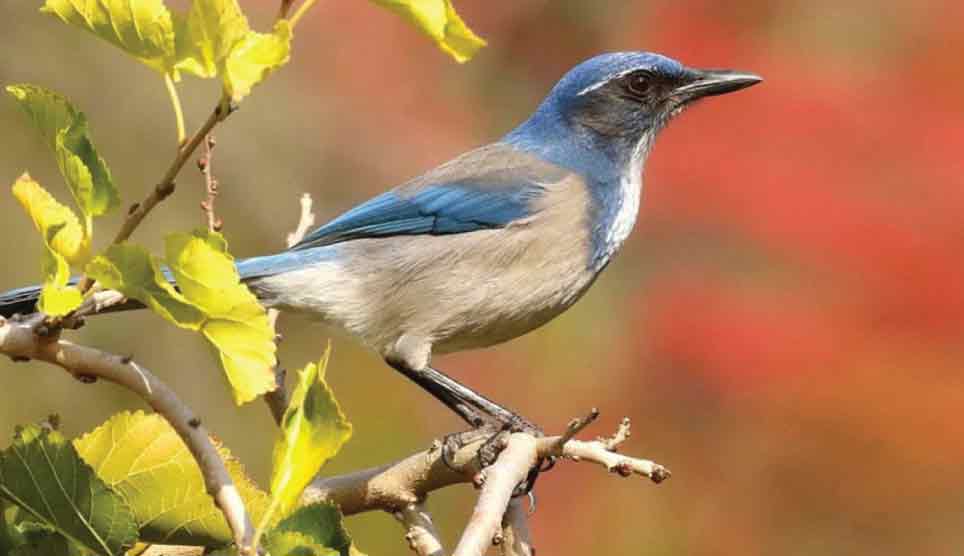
[2,1,963,554]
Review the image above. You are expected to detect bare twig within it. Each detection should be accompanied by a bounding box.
[0,316,255,554]
[112,103,229,244]
[499,498,534,556]
[561,418,669,481]
[395,502,446,556]
[286,193,316,249]
[264,194,316,425]
[454,433,539,556]
[199,134,222,232]
[76,102,233,293]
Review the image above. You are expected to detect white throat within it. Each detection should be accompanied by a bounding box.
[604,133,652,255]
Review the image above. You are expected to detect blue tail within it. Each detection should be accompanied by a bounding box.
[0,248,332,318]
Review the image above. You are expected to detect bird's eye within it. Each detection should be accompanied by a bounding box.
[625,71,653,97]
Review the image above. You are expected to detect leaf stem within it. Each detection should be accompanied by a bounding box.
[163,73,186,146]
[289,0,318,28]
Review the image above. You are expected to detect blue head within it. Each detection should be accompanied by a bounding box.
[507,52,761,175]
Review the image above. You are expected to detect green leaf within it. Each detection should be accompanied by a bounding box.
[0,425,137,556]
[173,0,250,79]
[85,244,205,326]
[264,530,337,556]
[264,348,352,527]
[267,503,353,556]
[370,0,486,62]
[165,229,277,405]
[6,85,119,220]
[222,21,292,101]
[40,0,177,74]
[74,411,269,547]
[11,174,87,316]
[9,532,74,556]
[0,500,27,554]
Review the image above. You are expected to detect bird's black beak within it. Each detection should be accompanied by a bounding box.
[674,69,762,101]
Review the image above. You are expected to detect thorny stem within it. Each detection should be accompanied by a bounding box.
[199,134,222,232]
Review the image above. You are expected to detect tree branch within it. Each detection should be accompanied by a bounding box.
[498,498,534,556]
[394,502,446,556]
[304,413,669,553]
[0,315,256,555]
[453,433,538,556]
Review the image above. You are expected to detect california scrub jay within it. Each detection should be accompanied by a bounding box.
[1,52,760,429]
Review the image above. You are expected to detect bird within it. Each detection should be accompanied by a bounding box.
[1,52,761,431]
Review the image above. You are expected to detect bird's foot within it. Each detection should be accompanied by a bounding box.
[441,412,552,496]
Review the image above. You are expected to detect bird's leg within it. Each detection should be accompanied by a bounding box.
[388,362,546,485]
[388,363,537,429]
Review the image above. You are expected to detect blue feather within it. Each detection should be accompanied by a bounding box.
[291,180,546,250]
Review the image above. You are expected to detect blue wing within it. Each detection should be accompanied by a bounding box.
[291,143,568,251]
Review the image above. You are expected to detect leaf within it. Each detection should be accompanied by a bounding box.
[264,530,337,556]
[87,232,276,405]
[12,174,89,265]
[9,532,73,556]
[266,503,353,556]
[74,411,269,547]
[40,0,177,74]
[222,21,292,101]
[0,425,137,556]
[85,244,205,327]
[11,174,87,316]
[165,229,277,405]
[266,348,352,524]
[6,85,119,220]
[173,0,291,100]
[37,245,84,317]
[0,500,27,554]
[173,0,250,79]
[370,0,486,62]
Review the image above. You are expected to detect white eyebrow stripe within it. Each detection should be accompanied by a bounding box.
[576,68,638,96]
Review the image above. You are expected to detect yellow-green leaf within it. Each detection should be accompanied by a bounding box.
[165,229,277,404]
[85,243,205,326]
[370,0,486,62]
[75,411,269,547]
[87,231,276,405]
[11,174,87,316]
[262,348,352,530]
[222,21,292,101]
[40,0,177,74]
[173,0,250,79]
[37,249,83,317]
[12,174,89,265]
[6,85,119,220]
[0,425,138,556]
